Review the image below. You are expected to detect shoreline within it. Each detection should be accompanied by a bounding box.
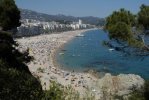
[16,29,145,99]
[50,29,92,70]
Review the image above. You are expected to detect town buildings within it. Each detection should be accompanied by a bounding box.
[16,19,95,37]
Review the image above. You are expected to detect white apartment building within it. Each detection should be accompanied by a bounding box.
[16,19,92,37]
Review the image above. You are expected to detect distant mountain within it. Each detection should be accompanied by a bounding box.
[20,9,105,26]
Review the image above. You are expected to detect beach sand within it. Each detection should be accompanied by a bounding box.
[16,29,144,100]
[16,29,98,94]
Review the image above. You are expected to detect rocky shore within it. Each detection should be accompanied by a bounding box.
[16,29,144,100]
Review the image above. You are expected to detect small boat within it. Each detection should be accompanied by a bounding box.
[76,34,84,37]
[59,53,64,55]
[109,48,114,51]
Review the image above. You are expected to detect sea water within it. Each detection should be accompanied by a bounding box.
[56,29,149,79]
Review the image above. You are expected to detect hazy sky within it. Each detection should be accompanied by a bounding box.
[15,0,149,18]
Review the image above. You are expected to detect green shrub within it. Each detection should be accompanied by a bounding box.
[0,59,43,100]
[42,82,80,100]
[129,80,149,100]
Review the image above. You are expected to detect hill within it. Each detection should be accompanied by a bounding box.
[20,9,105,26]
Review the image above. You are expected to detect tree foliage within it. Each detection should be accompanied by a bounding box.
[106,8,136,28]
[0,0,43,99]
[108,22,132,41]
[43,82,66,100]
[0,0,21,31]
[0,59,43,100]
[0,31,33,72]
[138,4,149,30]
[105,8,136,42]
[105,6,149,52]
[128,80,149,100]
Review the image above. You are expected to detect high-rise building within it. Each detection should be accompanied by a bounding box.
[79,19,82,25]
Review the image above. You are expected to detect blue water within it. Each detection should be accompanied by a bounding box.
[56,29,149,79]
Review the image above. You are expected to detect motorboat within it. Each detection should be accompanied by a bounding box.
[76,34,84,37]
[108,48,114,51]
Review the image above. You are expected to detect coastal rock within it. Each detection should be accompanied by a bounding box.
[85,69,100,78]
[98,73,144,96]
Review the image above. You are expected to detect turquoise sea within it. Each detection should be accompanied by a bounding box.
[56,29,149,79]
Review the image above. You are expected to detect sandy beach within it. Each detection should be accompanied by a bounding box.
[16,29,97,93]
[16,29,144,100]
